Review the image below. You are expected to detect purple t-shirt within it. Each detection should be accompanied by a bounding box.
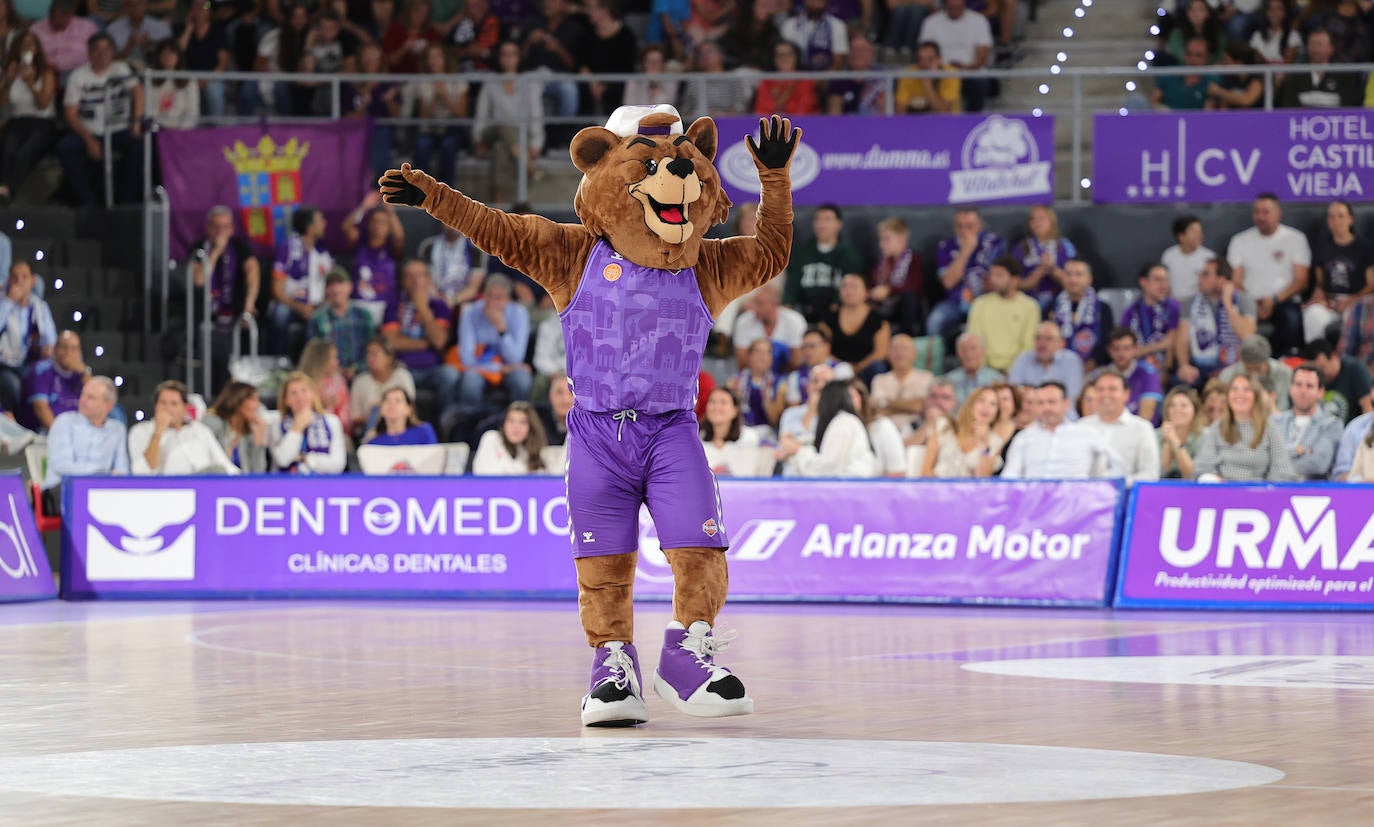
[1121,297,1181,354]
[1122,360,1164,425]
[936,231,1004,303]
[368,422,438,446]
[352,241,398,305]
[559,240,713,414]
[383,296,452,370]
[1014,235,1077,307]
[22,359,84,431]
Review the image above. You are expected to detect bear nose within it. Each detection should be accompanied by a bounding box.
[666,158,694,179]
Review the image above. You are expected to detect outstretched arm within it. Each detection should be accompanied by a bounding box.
[696,116,800,317]
[379,164,594,310]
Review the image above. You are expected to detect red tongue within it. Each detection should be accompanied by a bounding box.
[659,206,683,224]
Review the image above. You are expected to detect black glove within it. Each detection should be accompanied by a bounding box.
[379,171,425,207]
[746,115,800,171]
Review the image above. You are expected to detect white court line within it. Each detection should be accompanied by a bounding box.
[847,622,1271,662]
[1266,785,1374,793]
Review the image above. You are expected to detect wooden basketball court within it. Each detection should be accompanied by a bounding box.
[0,599,1369,824]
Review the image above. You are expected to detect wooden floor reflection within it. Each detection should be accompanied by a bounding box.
[0,599,1370,825]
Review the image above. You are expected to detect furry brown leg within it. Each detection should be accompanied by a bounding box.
[575,552,638,647]
[663,547,729,627]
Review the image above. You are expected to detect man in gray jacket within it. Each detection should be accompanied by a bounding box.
[1271,363,1343,480]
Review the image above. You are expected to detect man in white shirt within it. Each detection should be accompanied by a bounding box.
[917,0,993,111]
[780,0,849,71]
[56,32,143,207]
[127,380,238,475]
[1002,381,1121,479]
[1160,214,1213,302]
[1227,193,1311,356]
[732,282,807,370]
[1271,362,1343,480]
[1080,370,1159,486]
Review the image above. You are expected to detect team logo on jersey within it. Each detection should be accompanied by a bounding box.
[603,263,622,282]
[702,518,718,537]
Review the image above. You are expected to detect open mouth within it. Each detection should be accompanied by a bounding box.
[646,195,688,226]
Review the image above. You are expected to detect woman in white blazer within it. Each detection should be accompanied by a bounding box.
[776,380,877,478]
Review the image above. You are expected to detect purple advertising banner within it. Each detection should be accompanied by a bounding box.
[1116,483,1374,610]
[714,114,1056,207]
[157,121,371,259]
[61,477,1120,605]
[1093,109,1374,204]
[0,475,56,603]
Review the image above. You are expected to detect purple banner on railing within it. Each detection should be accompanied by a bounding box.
[1093,109,1374,204]
[1116,483,1374,610]
[158,121,371,259]
[61,477,1120,605]
[0,475,56,603]
[714,114,1056,206]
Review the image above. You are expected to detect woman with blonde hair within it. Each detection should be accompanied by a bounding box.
[923,385,1004,478]
[473,401,550,475]
[1014,205,1077,309]
[1193,374,1297,482]
[1158,386,1205,479]
[299,338,350,426]
[203,380,269,473]
[270,372,348,474]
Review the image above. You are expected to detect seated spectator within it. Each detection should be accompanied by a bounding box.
[190,205,261,387]
[928,207,1004,344]
[1076,382,1099,419]
[42,376,127,495]
[410,43,469,185]
[700,387,762,476]
[1081,370,1160,486]
[1306,338,1373,423]
[365,386,439,446]
[1161,214,1213,303]
[778,362,832,448]
[1220,334,1292,412]
[719,0,781,71]
[451,0,503,72]
[538,373,574,446]
[783,325,855,406]
[1002,382,1120,479]
[472,401,549,475]
[921,384,1003,478]
[1175,257,1257,388]
[299,338,351,426]
[679,40,750,116]
[1152,34,1219,110]
[966,256,1038,373]
[990,381,1023,460]
[1008,322,1084,406]
[58,32,143,207]
[351,336,417,436]
[21,330,87,432]
[1051,259,1114,371]
[424,225,485,309]
[1158,386,1204,479]
[1249,0,1300,64]
[309,267,377,381]
[343,43,401,177]
[644,0,689,59]
[624,44,681,109]
[1338,292,1374,366]
[128,380,238,475]
[307,9,362,75]
[820,274,890,384]
[1304,0,1371,63]
[943,331,1004,403]
[849,378,906,477]
[1270,361,1342,480]
[270,206,335,357]
[780,0,848,70]
[0,31,59,206]
[178,0,230,118]
[1166,0,1224,64]
[870,333,933,433]
[270,372,348,474]
[1013,206,1076,309]
[784,205,863,324]
[474,40,544,204]
[384,0,442,73]
[733,281,806,371]
[457,272,532,415]
[685,0,733,45]
[918,0,992,111]
[203,380,269,474]
[1200,377,1228,426]
[894,40,960,114]
[1278,28,1362,108]
[0,260,56,412]
[1100,327,1164,425]
[826,36,889,115]
[1307,200,1372,344]
[775,379,877,477]
[910,377,959,444]
[730,337,786,430]
[1331,409,1373,479]
[1206,42,1264,109]
[108,0,173,67]
[147,38,198,129]
[1193,373,1298,481]
[342,194,405,306]
[30,0,98,78]
[868,217,923,336]
[1229,193,1309,355]
[884,0,935,52]
[755,40,820,115]
[385,259,460,425]
[253,4,313,116]
[1121,263,1181,376]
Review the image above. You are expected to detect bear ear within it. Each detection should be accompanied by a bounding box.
[685,117,718,162]
[570,126,618,174]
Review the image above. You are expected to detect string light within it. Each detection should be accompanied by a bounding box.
[1050,65,1062,75]
[1063,27,1074,37]
[34,250,44,261]
[72,310,82,322]
[1074,7,1085,17]
[53,278,63,289]
[115,376,124,387]
[1080,178,1092,189]
[1126,81,1137,91]
[1039,84,1050,94]
[1057,51,1068,62]
[95,346,105,357]
[13,220,23,230]
[1032,108,1044,117]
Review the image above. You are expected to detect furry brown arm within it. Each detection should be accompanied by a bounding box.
[695,165,795,318]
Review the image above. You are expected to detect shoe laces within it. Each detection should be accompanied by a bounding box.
[599,646,636,691]
[682,627,737,667]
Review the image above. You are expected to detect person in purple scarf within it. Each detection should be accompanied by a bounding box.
[1049,259,1114,372]
[342,192,405,307]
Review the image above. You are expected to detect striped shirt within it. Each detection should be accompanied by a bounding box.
[1193,420,1299,482]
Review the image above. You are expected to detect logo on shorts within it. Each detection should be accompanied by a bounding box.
[602,263,622,283]
[582,531,596,544]
[702,518,718,538]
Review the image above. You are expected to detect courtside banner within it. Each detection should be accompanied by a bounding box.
[59,477,1121,604]
[0,474,56,602]
[714,113,1055,206]
[1115,483,1374,611]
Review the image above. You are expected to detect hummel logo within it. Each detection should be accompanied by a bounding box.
[582,531,596,543]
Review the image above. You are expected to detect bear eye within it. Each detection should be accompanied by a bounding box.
[644,160,658,175]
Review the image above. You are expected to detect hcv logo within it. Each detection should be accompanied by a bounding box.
[85,489,198,581]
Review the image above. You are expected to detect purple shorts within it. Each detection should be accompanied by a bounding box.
[565,406,728,558]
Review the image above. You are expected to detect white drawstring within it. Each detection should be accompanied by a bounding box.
[612,409,638,441]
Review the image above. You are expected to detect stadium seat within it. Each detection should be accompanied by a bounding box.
[1098,288,1139,321]
[23,444,59,534]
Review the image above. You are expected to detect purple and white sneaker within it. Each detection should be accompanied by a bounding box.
[653,621,754,718]
[580,641,649,727]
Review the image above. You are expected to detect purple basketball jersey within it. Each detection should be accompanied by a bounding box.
[559,240,714,415]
